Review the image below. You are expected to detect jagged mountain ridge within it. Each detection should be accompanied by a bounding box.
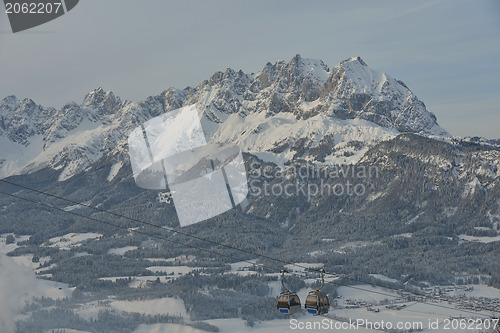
[0,55,449,180]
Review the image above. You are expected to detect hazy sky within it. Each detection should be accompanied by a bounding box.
[1,0,499,138]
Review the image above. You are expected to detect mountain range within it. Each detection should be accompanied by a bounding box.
[0,55,450,181]
[1,54,499,289]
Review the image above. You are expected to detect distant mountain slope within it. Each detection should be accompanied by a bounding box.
[0,55,449,180]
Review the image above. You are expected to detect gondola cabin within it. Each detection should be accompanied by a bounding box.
[305,290,330,315]
[277,292,301,314]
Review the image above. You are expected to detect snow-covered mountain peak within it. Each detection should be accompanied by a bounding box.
[1,96,43,117]
[1,95,19,110]
[260,54,330,83]
[289,54,330,75]
[340,56,368,66]
[0,95,55,146]
[320,56,449,136]
[252,54,330,103]
[81,87,122,114]
[335,56,387,93]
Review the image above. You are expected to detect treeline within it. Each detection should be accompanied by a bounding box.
[16,308,184,333]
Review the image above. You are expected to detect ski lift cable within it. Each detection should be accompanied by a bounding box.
[0,189,496,319]
[0,180,389,288]
[0,179,325,273]
[0,190,277,272]
[0,184,498,318]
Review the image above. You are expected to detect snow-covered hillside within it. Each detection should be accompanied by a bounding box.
[0,55,450,180]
